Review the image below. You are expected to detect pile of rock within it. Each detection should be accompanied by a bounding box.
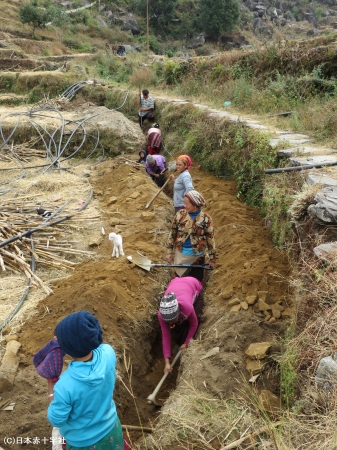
[245,343,282,413]
[228,290,293,322]
[245,341,272,375]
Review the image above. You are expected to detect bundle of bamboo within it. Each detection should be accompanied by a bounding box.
[0,208,97,294]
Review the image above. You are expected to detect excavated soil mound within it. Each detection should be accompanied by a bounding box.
[0,103,144,156]
[0,159,291,450]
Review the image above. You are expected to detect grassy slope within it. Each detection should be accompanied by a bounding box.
[0,0,134,56]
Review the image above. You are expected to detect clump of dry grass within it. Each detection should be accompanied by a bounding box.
[129,66,158,89]
[139,357,337,450]
[295,98,337,145]
[280,408,337,450]
[289,183,322,221]
[276,241,337,448]
[290,264,337,375]
[143,388,248,449]
[139,375,297,450]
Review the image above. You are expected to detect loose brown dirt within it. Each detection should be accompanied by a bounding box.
[0,156,291,450]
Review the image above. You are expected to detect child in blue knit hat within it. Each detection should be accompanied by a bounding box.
[47,310,124,450]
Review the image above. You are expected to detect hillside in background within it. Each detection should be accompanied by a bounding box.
[2,0,337,59]
[50,0,337,54]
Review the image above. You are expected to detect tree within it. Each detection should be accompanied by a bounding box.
[19,0,49,38]
[46,7,70,28]
[198,0,240,40]
[174,0,200,42]
[131,0,178,37]
[149,0,178,35]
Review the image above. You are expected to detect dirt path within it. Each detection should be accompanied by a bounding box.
[0,154,291,449]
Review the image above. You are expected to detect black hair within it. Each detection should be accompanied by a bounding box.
[142,89,149,96]
[154,123,160,128]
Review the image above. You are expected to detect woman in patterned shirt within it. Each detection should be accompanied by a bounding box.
[166,190,216,282]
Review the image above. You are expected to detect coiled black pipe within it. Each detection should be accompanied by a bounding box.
[0,106,103,195]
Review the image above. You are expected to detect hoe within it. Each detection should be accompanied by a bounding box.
[147,350,182,406]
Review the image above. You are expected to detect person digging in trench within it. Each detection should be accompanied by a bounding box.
[166,190,216,282]
[47,310,126,450]
[147,123,162,155]
[145,154,167,187]
[158,276,203,373]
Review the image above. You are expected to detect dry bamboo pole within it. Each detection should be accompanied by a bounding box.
[32,249,77,265]
[220,422,281,450]
[0,248,52,294]
[121,425,153,433]
[23,242,40,261]
[0,254,5,271]
[1,257,20,272]
[33,260,73,270]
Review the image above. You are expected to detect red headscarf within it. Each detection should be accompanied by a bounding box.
[177,155,192,170]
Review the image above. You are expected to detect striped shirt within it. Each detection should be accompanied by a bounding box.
[139,95,154,117]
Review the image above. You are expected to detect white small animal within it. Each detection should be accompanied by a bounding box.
[109,232,124,258]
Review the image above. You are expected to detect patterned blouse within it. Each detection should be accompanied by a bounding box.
[167,209,216,264]
[139,95,155,117]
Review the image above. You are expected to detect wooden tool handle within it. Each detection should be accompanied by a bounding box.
[148,351,182,399]
[145,176,171,209]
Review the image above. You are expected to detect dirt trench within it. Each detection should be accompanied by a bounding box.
[0,157,291,449]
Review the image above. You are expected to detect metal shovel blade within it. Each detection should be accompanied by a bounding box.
[168,161,176,171]
[128,254,153,271]
[127,255,213,271]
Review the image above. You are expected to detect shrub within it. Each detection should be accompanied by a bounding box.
[163,60,184,84]
[315,7,324,20]
[112,64,133,83]
[194,46,214,56]
[198,0,240,40]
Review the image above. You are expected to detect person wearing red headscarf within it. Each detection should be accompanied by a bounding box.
[170,154,194,214]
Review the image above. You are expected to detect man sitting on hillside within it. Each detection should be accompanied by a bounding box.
[138,89,155,127]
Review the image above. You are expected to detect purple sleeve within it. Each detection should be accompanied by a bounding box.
[158,156,166,171]
[158,311,172,359]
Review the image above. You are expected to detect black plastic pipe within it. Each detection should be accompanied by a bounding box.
[265,160,337,174]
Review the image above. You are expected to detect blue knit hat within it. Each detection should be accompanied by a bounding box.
[55,311,103,357]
